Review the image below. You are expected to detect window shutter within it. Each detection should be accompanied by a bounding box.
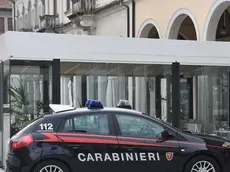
[0,17,5,33]
[8,18,13,31]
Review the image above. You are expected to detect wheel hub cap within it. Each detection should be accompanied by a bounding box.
[39,165,63,172]
[191,160,215,172]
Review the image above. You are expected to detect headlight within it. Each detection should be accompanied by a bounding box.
[222,142,230,147]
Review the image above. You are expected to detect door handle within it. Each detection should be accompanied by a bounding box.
[69,144,84,149]
[108,145,119,149]
[121,146,135,151]
[72,146,81,149]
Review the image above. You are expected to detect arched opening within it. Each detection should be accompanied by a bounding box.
[147,25,159,38]
[166,11,202,131]
[215,8,230,41]
[139,23,160,38]
[204,1,230,41]
[168,14,197,40]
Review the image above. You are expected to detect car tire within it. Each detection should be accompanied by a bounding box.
[184,155,220,172]
[32,160,70,172]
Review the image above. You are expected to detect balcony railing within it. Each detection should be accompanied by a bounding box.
[39,15,59,29]
[66,0,94,19]
[73,0,85,14]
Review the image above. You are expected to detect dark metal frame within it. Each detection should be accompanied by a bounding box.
[171,62,180,128]
[155,75,162,119]
[0,61,3,131]
[228,70,230,127]
[52,59,60,104]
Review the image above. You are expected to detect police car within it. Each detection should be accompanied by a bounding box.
[5,100,230,172]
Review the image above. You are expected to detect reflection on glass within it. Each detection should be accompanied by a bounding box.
[9,64,52,132]
[59,62,229,139]
[60,62,171,119]
[180,65,229,139]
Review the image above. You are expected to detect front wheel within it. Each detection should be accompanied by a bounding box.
[32,160,70,172]
[184,155,220,172]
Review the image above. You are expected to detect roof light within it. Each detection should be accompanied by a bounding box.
[49,104,75,113]
[87,100,103,109]
[85,100,92,107]
[117,99,132,109]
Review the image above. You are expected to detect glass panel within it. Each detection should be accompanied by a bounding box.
[180,65,230,139]
[115,114,164,138]
[0,60,10,168]
[61,62,171,121]
[59,114,109,135]
[9,61,52,135]
[198,66,229,137]
[73,114,109,134]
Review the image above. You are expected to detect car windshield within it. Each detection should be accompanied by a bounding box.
[142,113,186,133]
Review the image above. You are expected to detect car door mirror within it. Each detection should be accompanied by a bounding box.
[161,129,170,139]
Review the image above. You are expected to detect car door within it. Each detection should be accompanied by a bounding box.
[113,112,180,172]
[56,112,119,172]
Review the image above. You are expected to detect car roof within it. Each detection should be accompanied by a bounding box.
[45,107,145,119]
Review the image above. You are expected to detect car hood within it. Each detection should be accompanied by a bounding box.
[191,133,229,146]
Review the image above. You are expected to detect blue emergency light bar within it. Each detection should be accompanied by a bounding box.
[85,100,92,107]
[86,100,104,109]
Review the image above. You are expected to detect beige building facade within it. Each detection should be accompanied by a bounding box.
[136,0,230,41]
[132,0,230,139]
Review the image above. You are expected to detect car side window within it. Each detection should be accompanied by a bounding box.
[115,114,164,138]
[59,113,110,135]
[63,118,73,132]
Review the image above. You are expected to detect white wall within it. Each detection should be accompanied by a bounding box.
[14,0,72,30]
[14,0,127,36]
[15,0,43,30]
[95,6,127,36]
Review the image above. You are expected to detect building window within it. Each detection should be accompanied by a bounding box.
[54,0,57,15]
[8,18,13,31]
[21,5,25,28]
[58,113,110,135]
[28,1,32,28]
[0,17,5,33]
[34,0,38,27]
[67,0,70,10]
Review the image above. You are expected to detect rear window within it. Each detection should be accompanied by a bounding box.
[13,117,45,137]
[13,115,59,137]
